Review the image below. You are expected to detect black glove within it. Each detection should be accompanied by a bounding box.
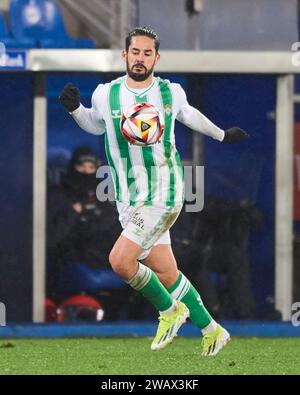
[223,127,249,144]
[59,83,80,112]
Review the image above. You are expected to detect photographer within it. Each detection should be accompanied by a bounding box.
[47,146,121,298]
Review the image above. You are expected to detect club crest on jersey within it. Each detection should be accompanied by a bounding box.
[164,104,172,116]
[112,109,121,118]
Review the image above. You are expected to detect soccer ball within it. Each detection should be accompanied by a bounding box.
[120,102,164,146]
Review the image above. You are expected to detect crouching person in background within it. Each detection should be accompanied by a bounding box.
[46,146,122,312]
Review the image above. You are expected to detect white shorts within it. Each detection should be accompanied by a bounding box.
[116,202,183,260]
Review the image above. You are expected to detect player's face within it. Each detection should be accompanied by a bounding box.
[123,36,160,82]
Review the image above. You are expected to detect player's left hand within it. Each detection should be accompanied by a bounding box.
[222,127,249,143]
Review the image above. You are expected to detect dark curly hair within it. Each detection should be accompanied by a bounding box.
[125,26,160,52]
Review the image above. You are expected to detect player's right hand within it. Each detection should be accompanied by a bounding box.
[59,83,80,112]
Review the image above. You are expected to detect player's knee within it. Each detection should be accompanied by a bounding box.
[109,249,128,277]
[109,249,120,271]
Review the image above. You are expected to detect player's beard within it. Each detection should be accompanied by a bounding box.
[127,60,155,82]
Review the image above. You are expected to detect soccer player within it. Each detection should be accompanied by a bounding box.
[59,27,248,356]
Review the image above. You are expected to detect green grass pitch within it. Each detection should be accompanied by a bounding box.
[0,337,299,375]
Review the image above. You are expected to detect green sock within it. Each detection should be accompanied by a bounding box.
[127,262,174,312]
[168,271,212,329]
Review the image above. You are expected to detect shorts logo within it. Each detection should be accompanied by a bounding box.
[133,228,142,237]
[131,212,145,230]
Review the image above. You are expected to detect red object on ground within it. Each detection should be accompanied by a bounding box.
[57,294,104,322]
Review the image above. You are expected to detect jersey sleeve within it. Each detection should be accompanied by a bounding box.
[71,84,106,135]
[173,84,225,142]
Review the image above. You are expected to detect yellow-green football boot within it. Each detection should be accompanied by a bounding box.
[151,301,189,351]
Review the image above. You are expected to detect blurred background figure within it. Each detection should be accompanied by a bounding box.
[46,145,122,305]
[171,196,264,320]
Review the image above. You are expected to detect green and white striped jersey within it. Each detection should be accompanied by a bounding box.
[72,75,224,207]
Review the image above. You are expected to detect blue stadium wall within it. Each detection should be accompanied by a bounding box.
[0,73,34,321]
[0,72,275,321]
[198,75,276,317]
